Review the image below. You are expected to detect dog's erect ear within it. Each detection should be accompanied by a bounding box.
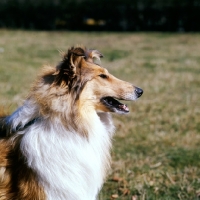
[54,47,86,86]
[53,47,103,87]
[55,47,103,75]
[56,47,86,75]
[85,49,103,64]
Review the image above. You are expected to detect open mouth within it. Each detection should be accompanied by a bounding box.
[100,97,129,114]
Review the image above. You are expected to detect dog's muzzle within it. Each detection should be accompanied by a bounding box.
[135,87,143,98]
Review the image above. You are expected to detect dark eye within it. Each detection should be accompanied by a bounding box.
[99,74,108,79]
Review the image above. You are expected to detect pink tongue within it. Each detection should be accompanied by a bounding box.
[119,104,129,112]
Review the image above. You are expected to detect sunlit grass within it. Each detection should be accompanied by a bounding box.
[0,30,200,199]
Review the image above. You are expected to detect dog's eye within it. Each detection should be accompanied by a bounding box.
[99,74,108,79]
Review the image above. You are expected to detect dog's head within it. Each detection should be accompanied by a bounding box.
[51,46,143,114]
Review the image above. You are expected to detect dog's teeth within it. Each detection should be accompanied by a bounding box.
[124,104,129,111]
[119,104,129,111]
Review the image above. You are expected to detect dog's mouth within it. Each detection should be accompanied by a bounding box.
[100,97,129,114]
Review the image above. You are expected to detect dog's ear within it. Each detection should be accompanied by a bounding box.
[85,49,103,64]
[53,47,103,88]
[56,47,86,75]
[54,47,86,86]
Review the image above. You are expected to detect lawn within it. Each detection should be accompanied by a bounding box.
[0,30,200,200]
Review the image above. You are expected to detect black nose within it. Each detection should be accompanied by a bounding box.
[135,87,143,98]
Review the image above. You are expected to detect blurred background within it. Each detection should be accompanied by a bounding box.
[0,1,200,199]
[0,0,200,32]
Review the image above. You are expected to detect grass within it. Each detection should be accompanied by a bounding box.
[0,30,200,200]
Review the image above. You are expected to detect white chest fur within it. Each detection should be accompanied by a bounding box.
[19,113,114,200]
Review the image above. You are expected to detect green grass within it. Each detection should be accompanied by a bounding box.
[0,30,200,199]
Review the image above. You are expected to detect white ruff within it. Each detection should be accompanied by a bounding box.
[13,102,115,200]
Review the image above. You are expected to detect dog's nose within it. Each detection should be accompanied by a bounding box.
[135,87,143,98]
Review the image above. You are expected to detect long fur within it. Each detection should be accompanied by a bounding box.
[0,46,142,200]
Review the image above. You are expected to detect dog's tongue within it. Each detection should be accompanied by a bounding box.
[118,104,129,112]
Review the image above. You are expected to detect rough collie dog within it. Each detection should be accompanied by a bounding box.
[0,46,143,200]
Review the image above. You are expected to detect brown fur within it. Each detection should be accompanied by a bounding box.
[0,138,45,200]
